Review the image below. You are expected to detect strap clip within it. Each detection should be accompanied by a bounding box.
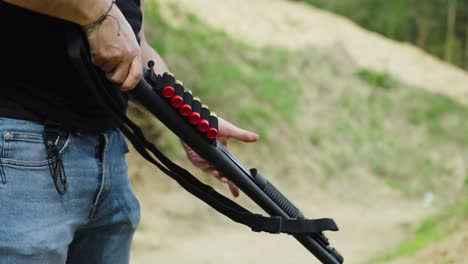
[43,121,61,151]
[42,121,67,195]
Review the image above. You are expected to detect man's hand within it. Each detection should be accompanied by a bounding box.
[86,4,142,91]
[4,1,142,90]
[183,118,259,197]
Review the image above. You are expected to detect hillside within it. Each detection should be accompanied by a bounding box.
[128,1,468,263]
[389,223,468,264]
[159,0,468,105]
[393,222,468,264]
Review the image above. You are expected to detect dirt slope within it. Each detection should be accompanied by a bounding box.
[131,174,429,264]
[159,0,468,104]
[390,222,468,264]
[129,1,466,263]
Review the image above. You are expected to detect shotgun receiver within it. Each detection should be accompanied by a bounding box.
[130,64,344,263]
[66,27,343,264]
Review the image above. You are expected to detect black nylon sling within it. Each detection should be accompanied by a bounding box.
[66,28,338,236]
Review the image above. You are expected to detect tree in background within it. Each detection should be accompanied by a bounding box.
[444,0,457,62]
[465,24,468,68]
[294,0,468,70]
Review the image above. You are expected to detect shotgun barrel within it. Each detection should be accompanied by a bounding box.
[130,79,344,264]
[64,25,343,262]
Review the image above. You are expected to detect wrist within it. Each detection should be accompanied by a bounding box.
[76,0,115,26]
[81,0,116,32]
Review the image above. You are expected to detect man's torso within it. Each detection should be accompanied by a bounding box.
[0,0,143,131]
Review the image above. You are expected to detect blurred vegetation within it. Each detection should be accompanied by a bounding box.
[142,3,300,140]
[135,1,468,198]
[358,68,399,90]
[128,2,468,262]
[372,197,468,263]
[293,0,468,70]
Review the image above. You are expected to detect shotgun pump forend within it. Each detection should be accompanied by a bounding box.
[65,27,343,262]
[126,61,344,264]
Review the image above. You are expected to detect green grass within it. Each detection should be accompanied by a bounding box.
[358,68,398,90]
[372,198,468,263]
[405,93,468,146]
[142,2,299,139]
[314,80,467,194]
[131,4,468,263]
[137,1,468,198]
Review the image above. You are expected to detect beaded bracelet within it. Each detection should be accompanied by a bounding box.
[81,0,116,32]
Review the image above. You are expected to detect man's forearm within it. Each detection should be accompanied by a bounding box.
[141,41,169,75]
[4,0,112,26]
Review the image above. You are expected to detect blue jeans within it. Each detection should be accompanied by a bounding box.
[0,117,140,264]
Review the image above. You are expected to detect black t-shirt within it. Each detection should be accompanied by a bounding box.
[0,0,143,131]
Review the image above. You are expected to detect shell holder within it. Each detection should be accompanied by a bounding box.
[180,92,193,117]
[145,67,218,143]
[161,72,176,99]
[189,99,202,125]
[197,106,211,132]
[206,114,219,141]
[170,82,185,108]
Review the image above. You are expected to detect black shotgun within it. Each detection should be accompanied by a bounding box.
[132,72,344,264]
[65,26,344,264]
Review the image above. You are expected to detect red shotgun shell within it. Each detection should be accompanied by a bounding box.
[197,119,210,132]
[206,127,218,139]
[162,85,175,98]
[179,104,192,116]
[170,95,184,108]
[189,112,201,124]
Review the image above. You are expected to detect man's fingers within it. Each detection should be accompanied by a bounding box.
[96,55,121,73]
[86,4,142,90]
[211,171,239,197]
[196,162,212,171]
[228,181,240,197]
[209,170,229,183]
[105,58,130,84]
[187,152,211,168]
[219,118,259,143]
[120,55,142,91]
[182,128,246,198]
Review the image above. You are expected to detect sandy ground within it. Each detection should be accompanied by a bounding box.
[391,222,468,264]
[130,174,431,264]
[159,0,468,105]
[129,1,465,263]
[128,143,432,264]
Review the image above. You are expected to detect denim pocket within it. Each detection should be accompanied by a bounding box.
[1,130,72,168]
